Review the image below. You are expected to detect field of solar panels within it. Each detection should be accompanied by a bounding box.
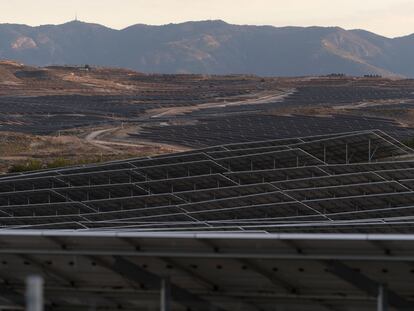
[1,131,414,311]
[0,63,413,136]
[1,130,414,232]
[0,62,272,172]
[4,63,414,310]
[2,61,414,172]
[132,81,414,148]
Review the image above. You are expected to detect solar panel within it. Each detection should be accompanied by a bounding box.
[0,129,413,233]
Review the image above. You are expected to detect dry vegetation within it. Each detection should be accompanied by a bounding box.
[0,131,171,173]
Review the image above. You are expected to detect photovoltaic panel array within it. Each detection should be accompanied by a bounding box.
[132,114,414,148]
[1,130,414,233]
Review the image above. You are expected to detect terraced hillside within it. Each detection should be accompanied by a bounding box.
[2,61,414,173]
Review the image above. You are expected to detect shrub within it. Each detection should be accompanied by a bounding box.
[9,159,43,173]
[403,138,414,149]
[47,157,72,168]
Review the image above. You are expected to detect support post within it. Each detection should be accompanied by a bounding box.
[161,278,171,311]
[368,139,371,163]
[26,275,44,311]
[345,143,349,164]
[377,284,388,311]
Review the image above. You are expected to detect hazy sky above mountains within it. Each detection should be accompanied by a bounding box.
[1,0,413,38]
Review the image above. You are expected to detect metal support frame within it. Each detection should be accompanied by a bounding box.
[0,283,25,308]
[19,254,76,287]
[111,256,226,311]
[199,240,340,311]
[325,260,412,311]
[118,239,264,311]
[0,132,410,232]
[200,239,296,291]
[119,238,218,291]
[0,233,414,310]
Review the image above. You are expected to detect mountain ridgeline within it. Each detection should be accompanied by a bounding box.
[1,20,414,77]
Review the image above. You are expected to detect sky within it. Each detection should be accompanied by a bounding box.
[0,0,413,38]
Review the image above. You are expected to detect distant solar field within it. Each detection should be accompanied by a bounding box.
[132,114,414,147]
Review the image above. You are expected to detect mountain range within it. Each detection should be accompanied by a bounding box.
[1,20,414,77]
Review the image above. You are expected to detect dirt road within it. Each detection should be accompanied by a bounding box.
[83,89,292,152]
[148,89,293,118]
[84,126,190,153]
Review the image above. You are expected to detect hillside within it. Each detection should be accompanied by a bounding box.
[1,20,414,77]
